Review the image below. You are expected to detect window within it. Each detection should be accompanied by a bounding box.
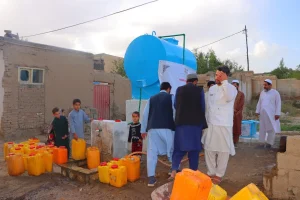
[18,67,44,84]
[20,69,30,82]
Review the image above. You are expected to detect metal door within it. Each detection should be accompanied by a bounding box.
[93,85,110,119]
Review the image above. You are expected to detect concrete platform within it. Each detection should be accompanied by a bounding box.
[53,159,98,184]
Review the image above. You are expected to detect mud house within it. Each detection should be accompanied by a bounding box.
[0,36,131,140]
[94,53,123,73]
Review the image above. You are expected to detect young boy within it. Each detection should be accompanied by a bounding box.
[128,111,143,153]
[51,107,70,154]
[68,99,92,154]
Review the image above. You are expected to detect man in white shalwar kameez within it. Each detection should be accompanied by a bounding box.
[141,82,175,187]
[256,79,281,147]
[202,66,237,184]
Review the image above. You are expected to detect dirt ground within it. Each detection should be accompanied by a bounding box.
[0,140,277,200]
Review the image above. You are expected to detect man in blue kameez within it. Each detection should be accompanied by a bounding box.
[170,73,207,178]
[141,82,175,187]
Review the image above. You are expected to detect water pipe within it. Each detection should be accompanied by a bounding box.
[158,34,186,65]
[136,80,145,113]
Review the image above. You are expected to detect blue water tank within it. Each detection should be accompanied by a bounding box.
[124,33,197,99]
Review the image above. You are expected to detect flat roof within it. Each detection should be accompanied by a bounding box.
[0,36,93,57]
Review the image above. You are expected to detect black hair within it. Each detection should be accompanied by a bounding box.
[160,82,172,91]
[73,99,81,105]
[217,66,231,76]
[132,111,140,117]
[61,109,65,112]
[207,81,215,87]
[264,81,271,86]
[52,107,60,114]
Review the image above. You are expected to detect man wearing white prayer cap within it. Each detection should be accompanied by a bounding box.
[256,79,281,148]
[231,80,245,148]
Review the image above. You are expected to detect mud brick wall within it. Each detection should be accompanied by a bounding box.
[1,65,45,140]
[264,136,300,199]
[0,37,94,141]
[18,85,45,131]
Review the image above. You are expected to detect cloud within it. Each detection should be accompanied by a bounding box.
[226,48,242,58]
[0,0,294,73]
[253,40,281,58]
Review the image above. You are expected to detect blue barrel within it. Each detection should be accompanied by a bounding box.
[124,33,197,99]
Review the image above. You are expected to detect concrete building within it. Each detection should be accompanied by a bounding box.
[94,53,123,73]
[0,37,131,140]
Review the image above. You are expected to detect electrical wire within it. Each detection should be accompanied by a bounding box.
[23,0,159,38]
[198,29,245,49]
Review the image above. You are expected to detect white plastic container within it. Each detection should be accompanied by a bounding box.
[91,120,129,158]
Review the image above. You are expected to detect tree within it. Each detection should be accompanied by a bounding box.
[111,58,127,78]
[223,59,244,73]
[270,58,293,79]
[296,64,300,71]
[194,48,222,74]
[194,48,244,74]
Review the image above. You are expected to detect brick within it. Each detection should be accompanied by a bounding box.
[286,136,300,156]
[277,153,300,170]
[272,174,290,199]
[289,170,300,187]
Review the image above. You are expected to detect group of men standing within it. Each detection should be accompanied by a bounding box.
[141,65,282,187]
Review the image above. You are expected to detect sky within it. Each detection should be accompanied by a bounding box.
[0,0,299,73]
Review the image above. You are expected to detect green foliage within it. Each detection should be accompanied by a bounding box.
[193,48,244,74]
[281,124,300,131]
[223,59,244,72]
[111,58,127,78]
[270,58,300,80]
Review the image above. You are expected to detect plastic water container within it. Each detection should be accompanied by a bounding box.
[3,142,14,160]
[72,139,86,160]
[231,183,268,200]
[42,151,53,172]
[98,162,110,184]
[17,144,25,153]
[249,120,259,136]
[109,165,127,188]
[122,156,140,182]
[24,145,36,155]
[10,147,23,155]
[208,184,228,200]
[53,146,68,164]
[87,147,100,169]
[170,169,212,200]
[241,120,259,138]
[28,138,40,144]
[36,146,47,155]
[46,144,55,153]
[27,153,45,176]
[111,158,123,166]
[7,153,25,176]
[23,154,29,171]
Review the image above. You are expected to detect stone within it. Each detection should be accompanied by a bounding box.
[286,136,300,156]
[277,153,300,171]
[278,169,288,176]
[272,174,290,199]
[290,170,300,188]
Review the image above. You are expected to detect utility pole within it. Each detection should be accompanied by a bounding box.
[244,25,250,71]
